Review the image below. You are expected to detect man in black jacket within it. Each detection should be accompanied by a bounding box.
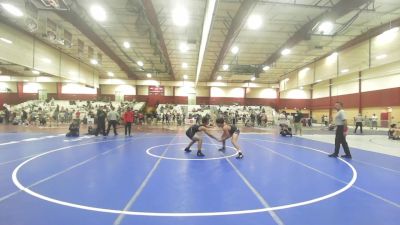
[95,106,106,136]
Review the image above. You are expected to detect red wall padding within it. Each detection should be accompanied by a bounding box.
[311,97,331,109]
[361,87,400,107]
[331,93,360,108]
[1,87,399,109]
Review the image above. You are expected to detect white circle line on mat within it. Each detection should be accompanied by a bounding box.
[146,143,238,161]
[12,137,357,217]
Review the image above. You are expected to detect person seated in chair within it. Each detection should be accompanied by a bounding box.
[66,120,80,137]
[279,123,292,137]
[388,124,400,140]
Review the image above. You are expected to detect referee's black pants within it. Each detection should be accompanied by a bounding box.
[334,125,351,156]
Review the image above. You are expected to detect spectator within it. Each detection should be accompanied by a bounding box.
[293,110,303,135]
[106,107,119,136]
[95,107,106,136]
[354,113,363,134]
[371,114,378,129]
[123,107,134,136]
[388,124,400,140]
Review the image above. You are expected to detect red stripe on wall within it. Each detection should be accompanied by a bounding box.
[311,87,400,110]
[1,87,399,110]
[311,97,331,109]
[332,94,359,108]
[361,87,400,107]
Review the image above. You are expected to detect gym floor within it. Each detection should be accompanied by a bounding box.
[0,128,399,225]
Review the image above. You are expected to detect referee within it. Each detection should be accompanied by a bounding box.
[329,102,352,158]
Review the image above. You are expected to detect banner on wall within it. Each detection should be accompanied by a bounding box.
[149,86,164,96]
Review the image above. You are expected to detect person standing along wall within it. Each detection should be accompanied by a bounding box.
[293,110,303,136]
[371,114,378,129]
[354,113,363,134]
[123,107,134,136]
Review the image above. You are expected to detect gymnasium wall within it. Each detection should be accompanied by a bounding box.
[0,23,99,87]
[100,84,136,95]
[312,81,330,99]
[280,89,310,99]
[312,109,329,123]
[0,81,17,92]
[196,87,210,97]
[0,71,399,122]
[245,88,277,99]
[175,86,195,96]
[210,87,245,98]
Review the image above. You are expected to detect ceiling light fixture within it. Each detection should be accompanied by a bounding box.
[376,54,387,60]
[183,74,188,80]
[172,7,189,27]
[326,52,338,64]
[247,15,262,30]
[262,65,270,71]
[123,41,130,49]
[1,3,24,17]
[107,72,114,77]
[32,70,40,75]
[377,27,399,44]
[341,69,349,73]
[251,76,256,81]
[0,37,12,44]
[179,42,189,52]
[318,21,334,35]
[182,62,188,68]
[68,71,78,76]
[137,61,144,67]
[217,75,222,81]
[299,67,310,75]
[231,46,239,54]
[315,79,322,83]
[90,59,98,65]
[41,58,52,64]
[281,48,291,56]
[90,5,106,22]
[146,73,152,78]
[329,52,338,58]
[222,64,229,71]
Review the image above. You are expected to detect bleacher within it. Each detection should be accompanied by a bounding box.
[155,104,278,126]
[7,100,145,126]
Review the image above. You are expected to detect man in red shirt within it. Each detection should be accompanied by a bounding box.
[123,107,134,136]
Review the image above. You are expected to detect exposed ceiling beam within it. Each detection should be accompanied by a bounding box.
[256,0,373,76]
[140,0,175,80]
[280,16,400,80]
[57,10,138,79]
[337,17,400,52]
[209,0,258,81]
[195,0,218,85]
